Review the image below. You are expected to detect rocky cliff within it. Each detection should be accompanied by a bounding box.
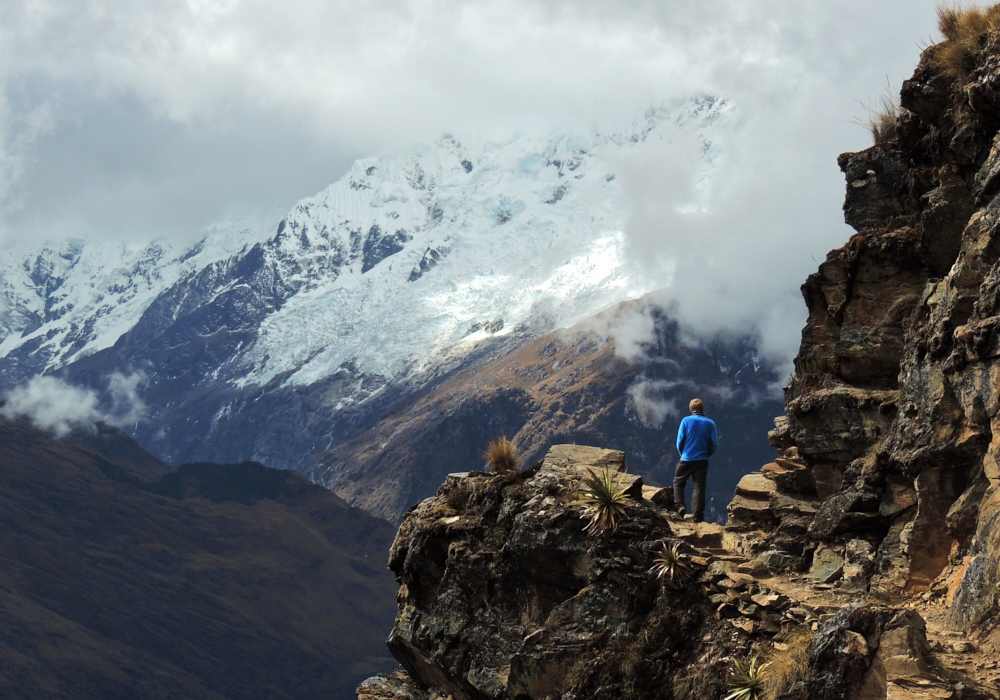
[764,19,1000,640]
[358,16,1000,700]
[359,443,998,700]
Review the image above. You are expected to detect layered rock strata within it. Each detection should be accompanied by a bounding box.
[724,31,1000,651]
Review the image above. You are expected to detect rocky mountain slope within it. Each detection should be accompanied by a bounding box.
[358,12,1000,700]
[1,98,731,391]
[762,15,1000,640]
[309,299,780,522]
[0,417,397,700]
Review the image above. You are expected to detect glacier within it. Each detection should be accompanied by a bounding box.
[0,98,731,393]
[0,216,279,377]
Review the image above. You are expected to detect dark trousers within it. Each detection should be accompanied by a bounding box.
[673,459,708,518]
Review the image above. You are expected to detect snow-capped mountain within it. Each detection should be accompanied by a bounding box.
[0,216,278,381]
[0,98,729,392]
[0,97,783,522]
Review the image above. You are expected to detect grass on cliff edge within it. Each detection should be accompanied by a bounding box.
[483,435,519,472]
[578,466,632,535]
[935,2,1000,82]
[862,92,900,144]
[762,627,812,698]
[723,627,812,700]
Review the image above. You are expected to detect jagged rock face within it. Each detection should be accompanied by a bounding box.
[378,445,749,700]
[752,38,1000,644]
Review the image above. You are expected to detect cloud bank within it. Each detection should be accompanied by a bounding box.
[1,372,147,436]
[0,0,943,363]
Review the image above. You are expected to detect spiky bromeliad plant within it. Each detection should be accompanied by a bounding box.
[578,467,631,535]
[724,654,769,700]
[650,540,695,586]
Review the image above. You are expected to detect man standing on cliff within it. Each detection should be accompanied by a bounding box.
[673,398,718,523]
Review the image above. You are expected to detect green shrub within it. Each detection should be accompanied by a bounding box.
[724,654,768,700]
[649,541,696,586]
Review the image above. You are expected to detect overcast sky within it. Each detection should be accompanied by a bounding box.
[0,0,944,361]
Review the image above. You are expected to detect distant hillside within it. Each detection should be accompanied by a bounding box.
[310,301,782,523]
[0,418,397,700]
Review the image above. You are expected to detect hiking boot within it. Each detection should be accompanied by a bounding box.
[676,506,686,518]
[692,514,704,523]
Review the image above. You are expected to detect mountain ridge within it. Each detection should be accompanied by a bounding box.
[0,417,397,700]
[0,99,780,525]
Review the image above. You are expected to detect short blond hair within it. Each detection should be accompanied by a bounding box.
[689,398,705,414]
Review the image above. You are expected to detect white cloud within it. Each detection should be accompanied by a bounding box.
[627,378,681,430]
[1,375,100,436]
[1,371,147,436]
[106,370,147,426]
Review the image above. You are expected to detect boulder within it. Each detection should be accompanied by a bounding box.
[643,484,676,509]
[760,550,798,571]
[810,545,845,584]
[542,444,626,472]
[878,610,934,679]
[763,460,815,494]
[538,446,644,502]
[856,610,939,700]
[736,473,778,499]
[357,671,429,700]
[798,603,898,700]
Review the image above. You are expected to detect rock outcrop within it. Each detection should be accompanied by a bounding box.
[364,446,746,700]
[361,444,990,699]
[736,25,1000,648]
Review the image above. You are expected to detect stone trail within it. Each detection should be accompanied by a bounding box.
[652,446,999,700]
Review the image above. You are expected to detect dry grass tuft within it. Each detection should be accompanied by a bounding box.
[762,627,813,699]
[934,2,1000,81]
[867,93,900,144]
[483,436,519,473]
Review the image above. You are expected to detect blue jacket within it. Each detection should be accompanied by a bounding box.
[676,414,718,462]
